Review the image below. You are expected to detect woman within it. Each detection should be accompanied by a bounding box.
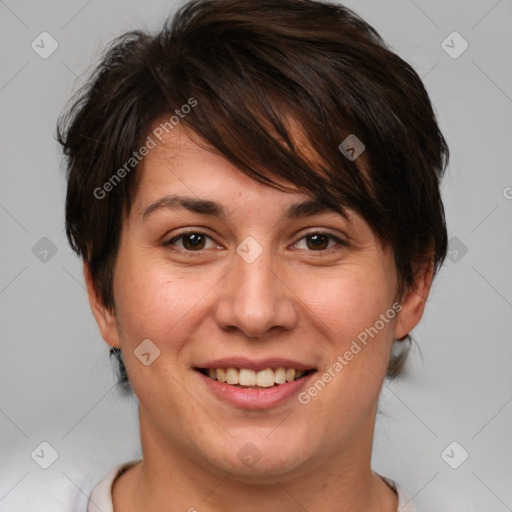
[58,0,448,510]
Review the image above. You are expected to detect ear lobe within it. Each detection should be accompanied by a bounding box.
[394,259,435,341]
[83,262,121,349]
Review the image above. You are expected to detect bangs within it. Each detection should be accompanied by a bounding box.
[139,13,385,228]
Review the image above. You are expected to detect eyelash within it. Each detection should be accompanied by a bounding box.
[164,230,347,256]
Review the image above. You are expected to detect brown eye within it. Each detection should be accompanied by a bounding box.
[305,234,330,250]
[166,232,214,251]
[181,233,206,250]
[293,232,346,252]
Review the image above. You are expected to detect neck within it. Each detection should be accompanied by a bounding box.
[113,406,397,512]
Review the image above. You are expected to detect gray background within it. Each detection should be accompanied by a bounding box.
[1,0,511,510]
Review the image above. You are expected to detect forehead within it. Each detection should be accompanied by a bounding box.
[133,125,315,213]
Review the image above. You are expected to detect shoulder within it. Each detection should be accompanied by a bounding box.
[87,459,142,512]
[381,476,418,512]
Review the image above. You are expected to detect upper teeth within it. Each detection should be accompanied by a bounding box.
[207,367,306,387]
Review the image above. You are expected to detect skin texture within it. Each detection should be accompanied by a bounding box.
[85,126,433,512]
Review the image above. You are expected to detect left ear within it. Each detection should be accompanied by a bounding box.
[394,258,435,340]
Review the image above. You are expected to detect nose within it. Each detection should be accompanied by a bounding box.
[214,244,298,339]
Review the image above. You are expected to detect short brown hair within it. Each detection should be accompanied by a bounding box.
[57,0,449,389]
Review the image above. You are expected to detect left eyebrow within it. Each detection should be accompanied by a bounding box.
[283,198,339,219]
[141,194,339,221]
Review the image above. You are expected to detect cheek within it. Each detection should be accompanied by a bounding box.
[110,255,218,406]
[294,266,398,429]
[300,261,397,345]
[111,248,216,349]
[287,272,398,456]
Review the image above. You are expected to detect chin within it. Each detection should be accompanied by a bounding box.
[224,457,310,485]
[208,433,317,484]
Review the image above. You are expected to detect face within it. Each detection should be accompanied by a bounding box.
[88,126,430,482]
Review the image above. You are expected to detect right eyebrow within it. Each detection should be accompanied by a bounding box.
[141,195,226,220]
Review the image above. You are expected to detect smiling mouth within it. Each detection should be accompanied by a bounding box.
[196,367,316,388]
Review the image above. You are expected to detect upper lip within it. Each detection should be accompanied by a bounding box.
[195,357,316,372]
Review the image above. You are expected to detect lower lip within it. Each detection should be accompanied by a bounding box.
[197,371,315,409]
